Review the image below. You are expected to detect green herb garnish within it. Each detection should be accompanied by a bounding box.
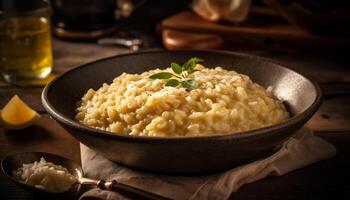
[150,57,203,90]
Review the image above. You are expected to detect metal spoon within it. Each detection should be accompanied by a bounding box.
[1,152,169,200]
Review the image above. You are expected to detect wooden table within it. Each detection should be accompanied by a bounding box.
[1,38,350,199]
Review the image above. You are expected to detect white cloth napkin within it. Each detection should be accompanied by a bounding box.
[79,128,336,200]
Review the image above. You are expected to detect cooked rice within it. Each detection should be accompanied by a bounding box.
[13,157,77,193]
[75,65,289,137]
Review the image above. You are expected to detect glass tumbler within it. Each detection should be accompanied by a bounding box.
[0,0,53,85]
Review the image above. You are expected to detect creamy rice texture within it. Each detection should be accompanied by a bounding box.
[75,65,289,137]
[13,157,77,193]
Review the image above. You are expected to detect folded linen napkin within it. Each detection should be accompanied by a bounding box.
[79,128,336,200]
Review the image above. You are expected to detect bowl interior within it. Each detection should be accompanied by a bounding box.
[45,50,319,136]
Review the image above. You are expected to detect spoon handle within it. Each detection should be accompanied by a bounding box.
[97,179,170,200]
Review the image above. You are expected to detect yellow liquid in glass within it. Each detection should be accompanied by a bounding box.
[0,16,52,82]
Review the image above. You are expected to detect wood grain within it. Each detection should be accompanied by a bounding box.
[53,39,131,70]
[247,51,350,83]
[0,115,80,163]
[160,12,349,52]
[0,88,44,112]
[307,96,350,131]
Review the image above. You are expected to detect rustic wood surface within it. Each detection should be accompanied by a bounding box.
[160,11,350,52]
[0,38,350,199]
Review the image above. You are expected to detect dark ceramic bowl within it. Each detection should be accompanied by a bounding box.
[42,50,322,174]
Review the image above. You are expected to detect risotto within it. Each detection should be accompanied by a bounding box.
[75,64,289,137]
[13,157,77,193]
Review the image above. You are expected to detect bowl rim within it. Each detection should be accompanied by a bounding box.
[42,49,322,142]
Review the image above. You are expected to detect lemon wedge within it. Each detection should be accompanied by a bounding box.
[0,95,40,130]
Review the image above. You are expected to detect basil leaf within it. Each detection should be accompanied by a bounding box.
[181,79,197,89]
[182,57,203,71]
[182,60,191,71]
[171,63,182,74]
[149,72,173,79]
[165,79,180,87]
[149,58,203,90]
[188,69,199,74]
[190,57,204,64]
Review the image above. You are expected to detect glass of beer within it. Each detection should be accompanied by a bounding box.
[0,0,52,85]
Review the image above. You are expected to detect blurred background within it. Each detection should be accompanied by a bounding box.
[49,0,350,51]
[0,0,349,85]
[48,0,350,50]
